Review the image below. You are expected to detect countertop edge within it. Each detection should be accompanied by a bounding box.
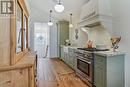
[94,51,125,57]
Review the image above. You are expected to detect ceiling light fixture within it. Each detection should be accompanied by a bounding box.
[69,13,74,28]
[48,10,53,26]
[54,0,64,13]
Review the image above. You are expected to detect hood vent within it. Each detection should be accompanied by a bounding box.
[78,0,113,34]
[84,22,100,28]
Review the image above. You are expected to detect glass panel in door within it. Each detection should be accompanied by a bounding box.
[16,3,22,53]
[24,15,28,49]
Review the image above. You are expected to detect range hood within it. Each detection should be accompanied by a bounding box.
[78,0,113,34]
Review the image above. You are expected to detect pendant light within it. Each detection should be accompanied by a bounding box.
[54,0,64,13]
[48,10,53,26]
[69,13,74,28]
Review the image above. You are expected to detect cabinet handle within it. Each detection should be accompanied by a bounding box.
[19,69,23,74]
[6,80,11,83]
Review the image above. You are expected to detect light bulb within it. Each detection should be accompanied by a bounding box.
[54,4,64,13]
[48,21,53,26]
[69,24,74,28]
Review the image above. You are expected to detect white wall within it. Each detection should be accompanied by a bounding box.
[74,29,88,47]
[69,12,89,47]
[110,0,130,87]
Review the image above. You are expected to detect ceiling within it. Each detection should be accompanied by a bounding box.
[28,0,89,22]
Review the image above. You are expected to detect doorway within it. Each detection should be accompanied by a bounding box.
[34,22,50,58]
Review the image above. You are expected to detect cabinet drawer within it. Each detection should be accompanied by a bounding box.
[0,68,29,87]
[95,55,106,68]
[0,71,12,87]
[12,68,29,87]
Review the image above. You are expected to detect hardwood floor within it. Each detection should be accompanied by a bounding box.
[37,58,89,87]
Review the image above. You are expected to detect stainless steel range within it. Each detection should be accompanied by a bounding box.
[75,48,109,87]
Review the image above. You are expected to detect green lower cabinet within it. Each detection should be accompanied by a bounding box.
[63,53,66,61]
[94,57,106,87]
[60,47,76,70]
[68,50,76,70]
[68,54,73,68]
[65,53,69,64]
[60,47,64,60]
[94,54,124,87]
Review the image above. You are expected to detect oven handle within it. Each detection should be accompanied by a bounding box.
[76,55,92,60]
[76,55,84,59]
[77,58,92,64]
[76,55,92,59]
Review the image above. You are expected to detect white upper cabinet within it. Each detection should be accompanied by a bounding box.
[80,0,98,21]
[79,0,112,22]
[79,0,113,35]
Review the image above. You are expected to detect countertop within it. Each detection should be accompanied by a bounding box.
[60,45,125,57]
[60,45,80,49]
[94,51,125,57]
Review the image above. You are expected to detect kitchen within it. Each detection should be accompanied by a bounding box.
[0,0,130,87]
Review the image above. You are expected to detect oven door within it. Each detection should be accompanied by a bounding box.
[76,57,93,83]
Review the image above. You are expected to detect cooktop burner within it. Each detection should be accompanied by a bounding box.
[77,48,109,52]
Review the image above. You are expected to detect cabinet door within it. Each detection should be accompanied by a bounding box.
[0,71,12,87]
[12,68,29,87]
[94,66,105,87]
[0,68,29,87]
[94,55,106,87]
[58,21,69,45]
[60,47,64,61]
[68,52,74,68]
[65,53,69,64]
[72,53,76,70]
[61,52,65,62]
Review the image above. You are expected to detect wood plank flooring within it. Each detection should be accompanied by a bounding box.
[37,58,89,87]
